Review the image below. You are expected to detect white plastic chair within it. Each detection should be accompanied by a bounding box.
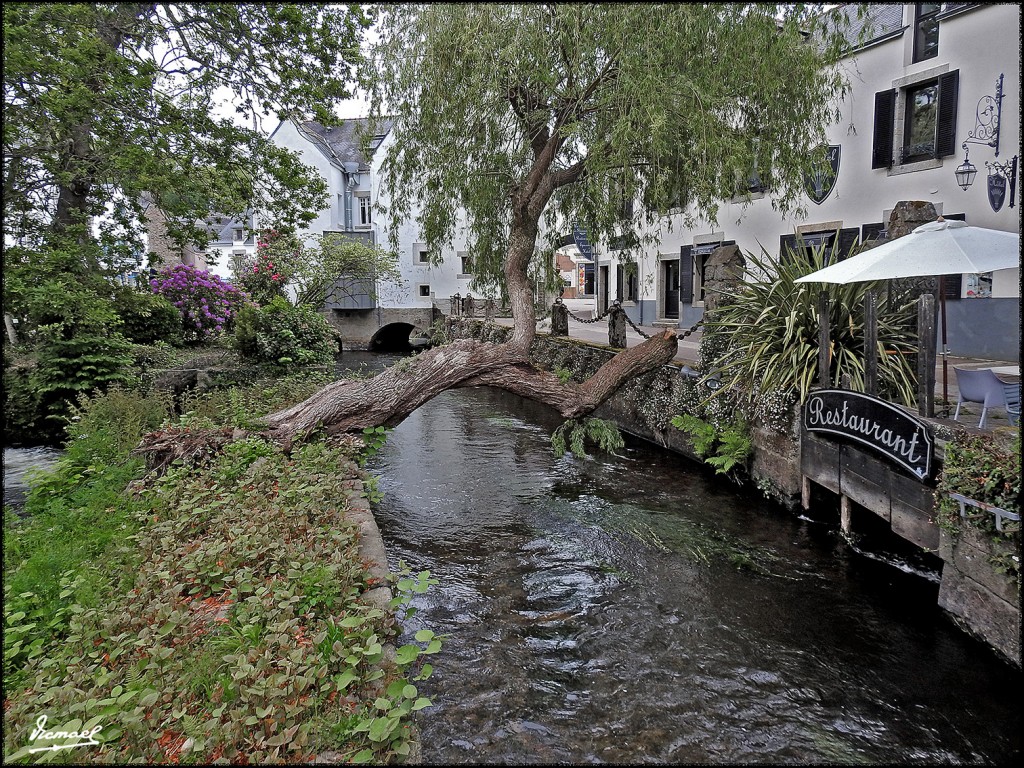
[952,367,1008,428]
[1003,383,1020,427]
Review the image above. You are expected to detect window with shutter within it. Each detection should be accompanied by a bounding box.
[680,246,694,305]
[935,70,959,158]
[872,90,896,169]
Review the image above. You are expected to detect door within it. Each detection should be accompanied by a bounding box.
[599,265,610,315]
[663,259,679,319]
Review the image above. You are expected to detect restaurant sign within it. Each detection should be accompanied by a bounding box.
[803,389,933,480]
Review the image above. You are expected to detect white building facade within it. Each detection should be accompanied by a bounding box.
[603,3,1020,361]
[268,117,477,316]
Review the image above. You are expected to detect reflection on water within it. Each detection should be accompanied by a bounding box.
[355,371,1021,765]
[3,447,62,513]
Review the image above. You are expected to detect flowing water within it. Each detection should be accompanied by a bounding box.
[3,446,61,514]
[341,353,1021,765]
[4,355,1019,763]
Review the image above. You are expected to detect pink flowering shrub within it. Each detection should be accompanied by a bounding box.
[150,264,248,344]
[238,229,298,306]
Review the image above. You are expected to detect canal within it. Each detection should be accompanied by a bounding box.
[354,356,1021,764]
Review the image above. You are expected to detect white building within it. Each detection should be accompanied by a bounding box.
[268,117,478,316]
[602,3,1020,361]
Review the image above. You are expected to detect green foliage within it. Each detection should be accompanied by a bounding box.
[234,228,403,310]
[3,4,372,248]
[233,297,338,367]
[111,285,183,346]
[670,414,752,476]
[237,229,297,306]
[3,379,441,764]
[702,244,919,407]
[551,418,625,458]
[366,4,857,294]
[935,432,1020,579]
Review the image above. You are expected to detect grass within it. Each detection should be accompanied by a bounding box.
[3,372,441,764]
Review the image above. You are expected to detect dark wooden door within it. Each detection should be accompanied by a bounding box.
[664,260,679,319]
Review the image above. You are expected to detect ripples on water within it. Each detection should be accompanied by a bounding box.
[354,369,1021,765]
[3,446,61,513]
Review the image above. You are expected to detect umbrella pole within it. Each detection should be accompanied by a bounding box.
[939,277,949,415]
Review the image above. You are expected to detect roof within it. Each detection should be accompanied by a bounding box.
[298,117,393,172]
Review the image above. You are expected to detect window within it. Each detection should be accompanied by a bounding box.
[903,80,938,163]
[872,70,958,169]
[233,228,244,243]
[356,195,371,228]
[913,3,940,63]
[615,264,638,302]
[418,284,431,298]
[458,251,473,276]
[780,228,860,266]
[418,249,431,264]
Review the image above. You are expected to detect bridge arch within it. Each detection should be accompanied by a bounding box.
[369,322,427,352]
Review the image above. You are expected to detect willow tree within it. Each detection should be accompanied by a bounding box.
[149,4,862,457]
[251,4,856,443]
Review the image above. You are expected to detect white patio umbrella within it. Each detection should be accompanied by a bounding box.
[794,218,1020,284]
[794,217,1020,410]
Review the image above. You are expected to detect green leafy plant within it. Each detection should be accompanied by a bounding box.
[935,431,1020,578]
[670,413,751,476]
[703,243,918,407]
[551,418,625,458]
[111,285,184,346]
[234,296,338,367]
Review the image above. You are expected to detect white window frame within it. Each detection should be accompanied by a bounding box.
[356,194,372,229]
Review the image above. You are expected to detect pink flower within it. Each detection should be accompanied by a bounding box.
[253,266,259,273]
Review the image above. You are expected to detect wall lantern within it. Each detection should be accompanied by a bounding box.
[954,153,977,191]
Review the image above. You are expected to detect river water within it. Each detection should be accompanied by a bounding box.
[4,354,1019,763]
[346,354,1021,765]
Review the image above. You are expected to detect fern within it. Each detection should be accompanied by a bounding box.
[551,418,624,458]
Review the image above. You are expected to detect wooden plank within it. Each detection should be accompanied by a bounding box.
[800,431,841,493]
[917,293,936,418]
[890,472,939,550]
[839,444,892,523]
[864,290,878,396]
[818,292,831,388]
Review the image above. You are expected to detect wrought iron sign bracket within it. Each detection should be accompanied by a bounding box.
[962,73,1003,158]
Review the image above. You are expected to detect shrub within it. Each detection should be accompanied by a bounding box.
[112,285,183,345]
[236,229,298,306]
[703,243,918,407]
[150,264,248,345]
[234,297,338,367]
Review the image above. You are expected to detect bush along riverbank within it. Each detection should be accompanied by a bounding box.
[3,375,441,764]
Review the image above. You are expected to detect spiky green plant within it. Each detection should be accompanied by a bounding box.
[703,243,919,406]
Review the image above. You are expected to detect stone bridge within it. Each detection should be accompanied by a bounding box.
[322,306,439,351]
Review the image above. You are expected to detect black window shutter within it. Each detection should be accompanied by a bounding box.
[935,70,960,158]
[942,212,965,298]
[615,265,624,302]
[780,234,798,265]
[872,89,896,169]
[861,222,885,242]
[835,227,860,262]
[680,246,694,304]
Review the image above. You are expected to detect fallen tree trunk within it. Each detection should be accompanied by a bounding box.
[136,329,679,468]
[264,329,679,440]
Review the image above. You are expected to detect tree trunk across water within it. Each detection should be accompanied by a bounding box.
[135,330,679,470]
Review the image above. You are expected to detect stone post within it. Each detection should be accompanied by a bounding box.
[485,299,495,322]
[608,303,627,348]
[551,301,569,336]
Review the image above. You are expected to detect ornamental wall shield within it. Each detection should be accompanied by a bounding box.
[987,173,1006,212]
[805,145,841,205]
